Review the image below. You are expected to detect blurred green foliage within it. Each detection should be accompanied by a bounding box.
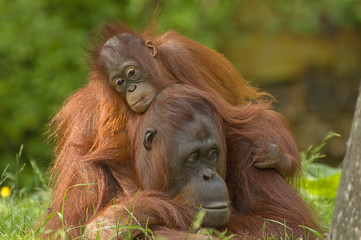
[0,0,360,186]
[300,132,342,227]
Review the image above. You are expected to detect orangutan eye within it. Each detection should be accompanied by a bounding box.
[187,152,199,163]
[207,149,218,163]
[208,150,217,159]
[114,78,125,86]
[126,68,136,78]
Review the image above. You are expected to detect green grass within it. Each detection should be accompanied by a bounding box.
[299,132,341,228]
[0,145,50,240]
[0,190,49,240]
[0,133,340,239]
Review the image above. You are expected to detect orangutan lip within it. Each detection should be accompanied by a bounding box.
[132,97,144,107]
[132,91,152,108]
[131,96,147,110]
[202,203,228,210]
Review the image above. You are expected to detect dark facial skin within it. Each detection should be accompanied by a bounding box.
[143,113,230,228]
[100,33,158,113]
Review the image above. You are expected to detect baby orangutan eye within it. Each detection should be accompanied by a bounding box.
[114,78,125,86]
[126,68,136,78]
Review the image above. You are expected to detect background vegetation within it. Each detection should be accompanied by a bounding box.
[0,0,360,238]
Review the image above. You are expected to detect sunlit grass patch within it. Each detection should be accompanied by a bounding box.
[0,145,50,240]
[300,132,341,227]
[0,190,49,240]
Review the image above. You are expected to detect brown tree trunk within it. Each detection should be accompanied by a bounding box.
[329,82,361,240]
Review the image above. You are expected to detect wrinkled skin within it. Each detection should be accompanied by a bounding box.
[100,33,159,113]
[143,113,230,227]
[85,113,230,239]
[254,143,294,178]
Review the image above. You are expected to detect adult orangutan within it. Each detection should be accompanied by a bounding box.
[43,23,301,237]
[85,84,322,239]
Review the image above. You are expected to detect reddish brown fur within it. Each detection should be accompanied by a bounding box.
[145,29,270,104]
[43,23,303,238]
[87,84,322,239]
[132,85,322,239]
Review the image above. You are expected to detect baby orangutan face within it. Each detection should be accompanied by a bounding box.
[100,33,159,113]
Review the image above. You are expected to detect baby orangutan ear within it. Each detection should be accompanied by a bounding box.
[143,128,157,150]
[146,40,157,57]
